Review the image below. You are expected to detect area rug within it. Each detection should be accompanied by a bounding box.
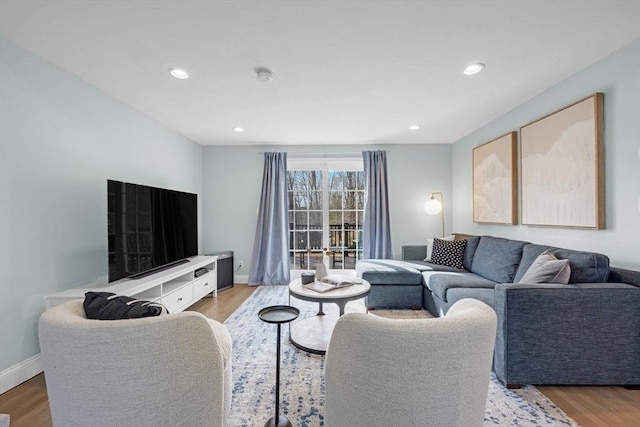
[224,285,579,427]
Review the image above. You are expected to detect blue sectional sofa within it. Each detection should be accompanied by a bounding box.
[356,234,640,388]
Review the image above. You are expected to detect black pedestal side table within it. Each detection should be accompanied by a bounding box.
[258,305,300,427]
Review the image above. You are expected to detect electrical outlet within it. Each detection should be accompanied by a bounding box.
[238,260,244,269]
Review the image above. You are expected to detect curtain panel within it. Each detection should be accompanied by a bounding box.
[247,152,291,285]
[362,150,392,259]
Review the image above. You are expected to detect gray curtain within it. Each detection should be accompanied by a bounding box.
[362,150,392,259]
[247,152,291,285]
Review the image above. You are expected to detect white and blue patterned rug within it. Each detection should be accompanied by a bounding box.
[224,285,579,426]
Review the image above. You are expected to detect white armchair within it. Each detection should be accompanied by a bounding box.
[38,300,232,427]
[325,298,497,427]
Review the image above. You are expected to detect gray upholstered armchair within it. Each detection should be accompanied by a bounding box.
[38,300,232,427]
[324,298,496,427]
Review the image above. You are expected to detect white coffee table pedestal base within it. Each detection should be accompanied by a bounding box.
[288,277,370,355]
[289,312,338,354]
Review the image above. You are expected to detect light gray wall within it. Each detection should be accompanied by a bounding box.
[451,39,640,269]
[202,144,452,273]
[0,37,203,372]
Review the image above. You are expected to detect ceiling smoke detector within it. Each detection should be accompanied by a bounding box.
[256,68,274,83]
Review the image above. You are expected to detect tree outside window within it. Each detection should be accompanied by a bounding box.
[288,162,364,271]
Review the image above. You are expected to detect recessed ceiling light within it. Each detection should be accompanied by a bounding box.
[169,68,189,79]
[232,127,245,133]
[463,63,485,76]
[409,125,421,131]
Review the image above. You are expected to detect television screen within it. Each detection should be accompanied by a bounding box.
[107,180,198,282]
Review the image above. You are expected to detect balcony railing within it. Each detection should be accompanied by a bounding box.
[289,223,362,270]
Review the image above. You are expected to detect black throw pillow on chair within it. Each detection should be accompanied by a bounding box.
[83,291,168,320]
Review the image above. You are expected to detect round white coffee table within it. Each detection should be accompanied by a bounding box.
[288,276,370,354]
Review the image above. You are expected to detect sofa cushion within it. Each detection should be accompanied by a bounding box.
[423,271,497,302]
[518,251,571,284]
[357,260,425,285]
[358,259,468,285]
[419,262,466,273]
[430,238,466,269]
[470,236,528,283]
[513,244,610,284]
[461,235,481,271]
[446,288,496,310]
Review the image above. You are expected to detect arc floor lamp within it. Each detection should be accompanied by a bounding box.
[424,192,445,237]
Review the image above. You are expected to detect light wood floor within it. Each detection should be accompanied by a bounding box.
[1,284,638,427]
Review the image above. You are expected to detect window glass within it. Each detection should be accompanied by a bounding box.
[287,160,364,271]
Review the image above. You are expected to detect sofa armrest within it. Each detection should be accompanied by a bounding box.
[402,245,427,261]
[608,266,640,286]
[493,282,640,386]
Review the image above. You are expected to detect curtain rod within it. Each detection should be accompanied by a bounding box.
[258,151,389,157]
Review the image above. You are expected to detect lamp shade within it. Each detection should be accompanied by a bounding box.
[424,198,442,215]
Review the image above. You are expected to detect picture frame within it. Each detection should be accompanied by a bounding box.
[472,131,517,224]
[520,93,604,229]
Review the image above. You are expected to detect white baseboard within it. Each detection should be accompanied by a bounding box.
[234,275,249,284]
[0,354,43,395]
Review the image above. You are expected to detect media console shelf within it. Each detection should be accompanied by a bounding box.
[45,255,218,313]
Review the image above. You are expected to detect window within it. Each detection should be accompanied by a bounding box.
[288,158,364,271]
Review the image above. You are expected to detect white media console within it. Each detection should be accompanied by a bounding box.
[45,255,218,313]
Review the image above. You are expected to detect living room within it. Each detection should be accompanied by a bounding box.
[1,1,639,426]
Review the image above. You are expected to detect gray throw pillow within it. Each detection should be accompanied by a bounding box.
[518,250,571,284]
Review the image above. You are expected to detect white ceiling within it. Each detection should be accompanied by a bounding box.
[1,1,639,146]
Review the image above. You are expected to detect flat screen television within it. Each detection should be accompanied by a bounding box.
[107,179,198,283]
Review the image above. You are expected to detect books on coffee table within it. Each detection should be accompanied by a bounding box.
[303,277,355,293]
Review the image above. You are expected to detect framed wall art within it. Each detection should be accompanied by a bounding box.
[472,131,517,224]
[520,93,604,229]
